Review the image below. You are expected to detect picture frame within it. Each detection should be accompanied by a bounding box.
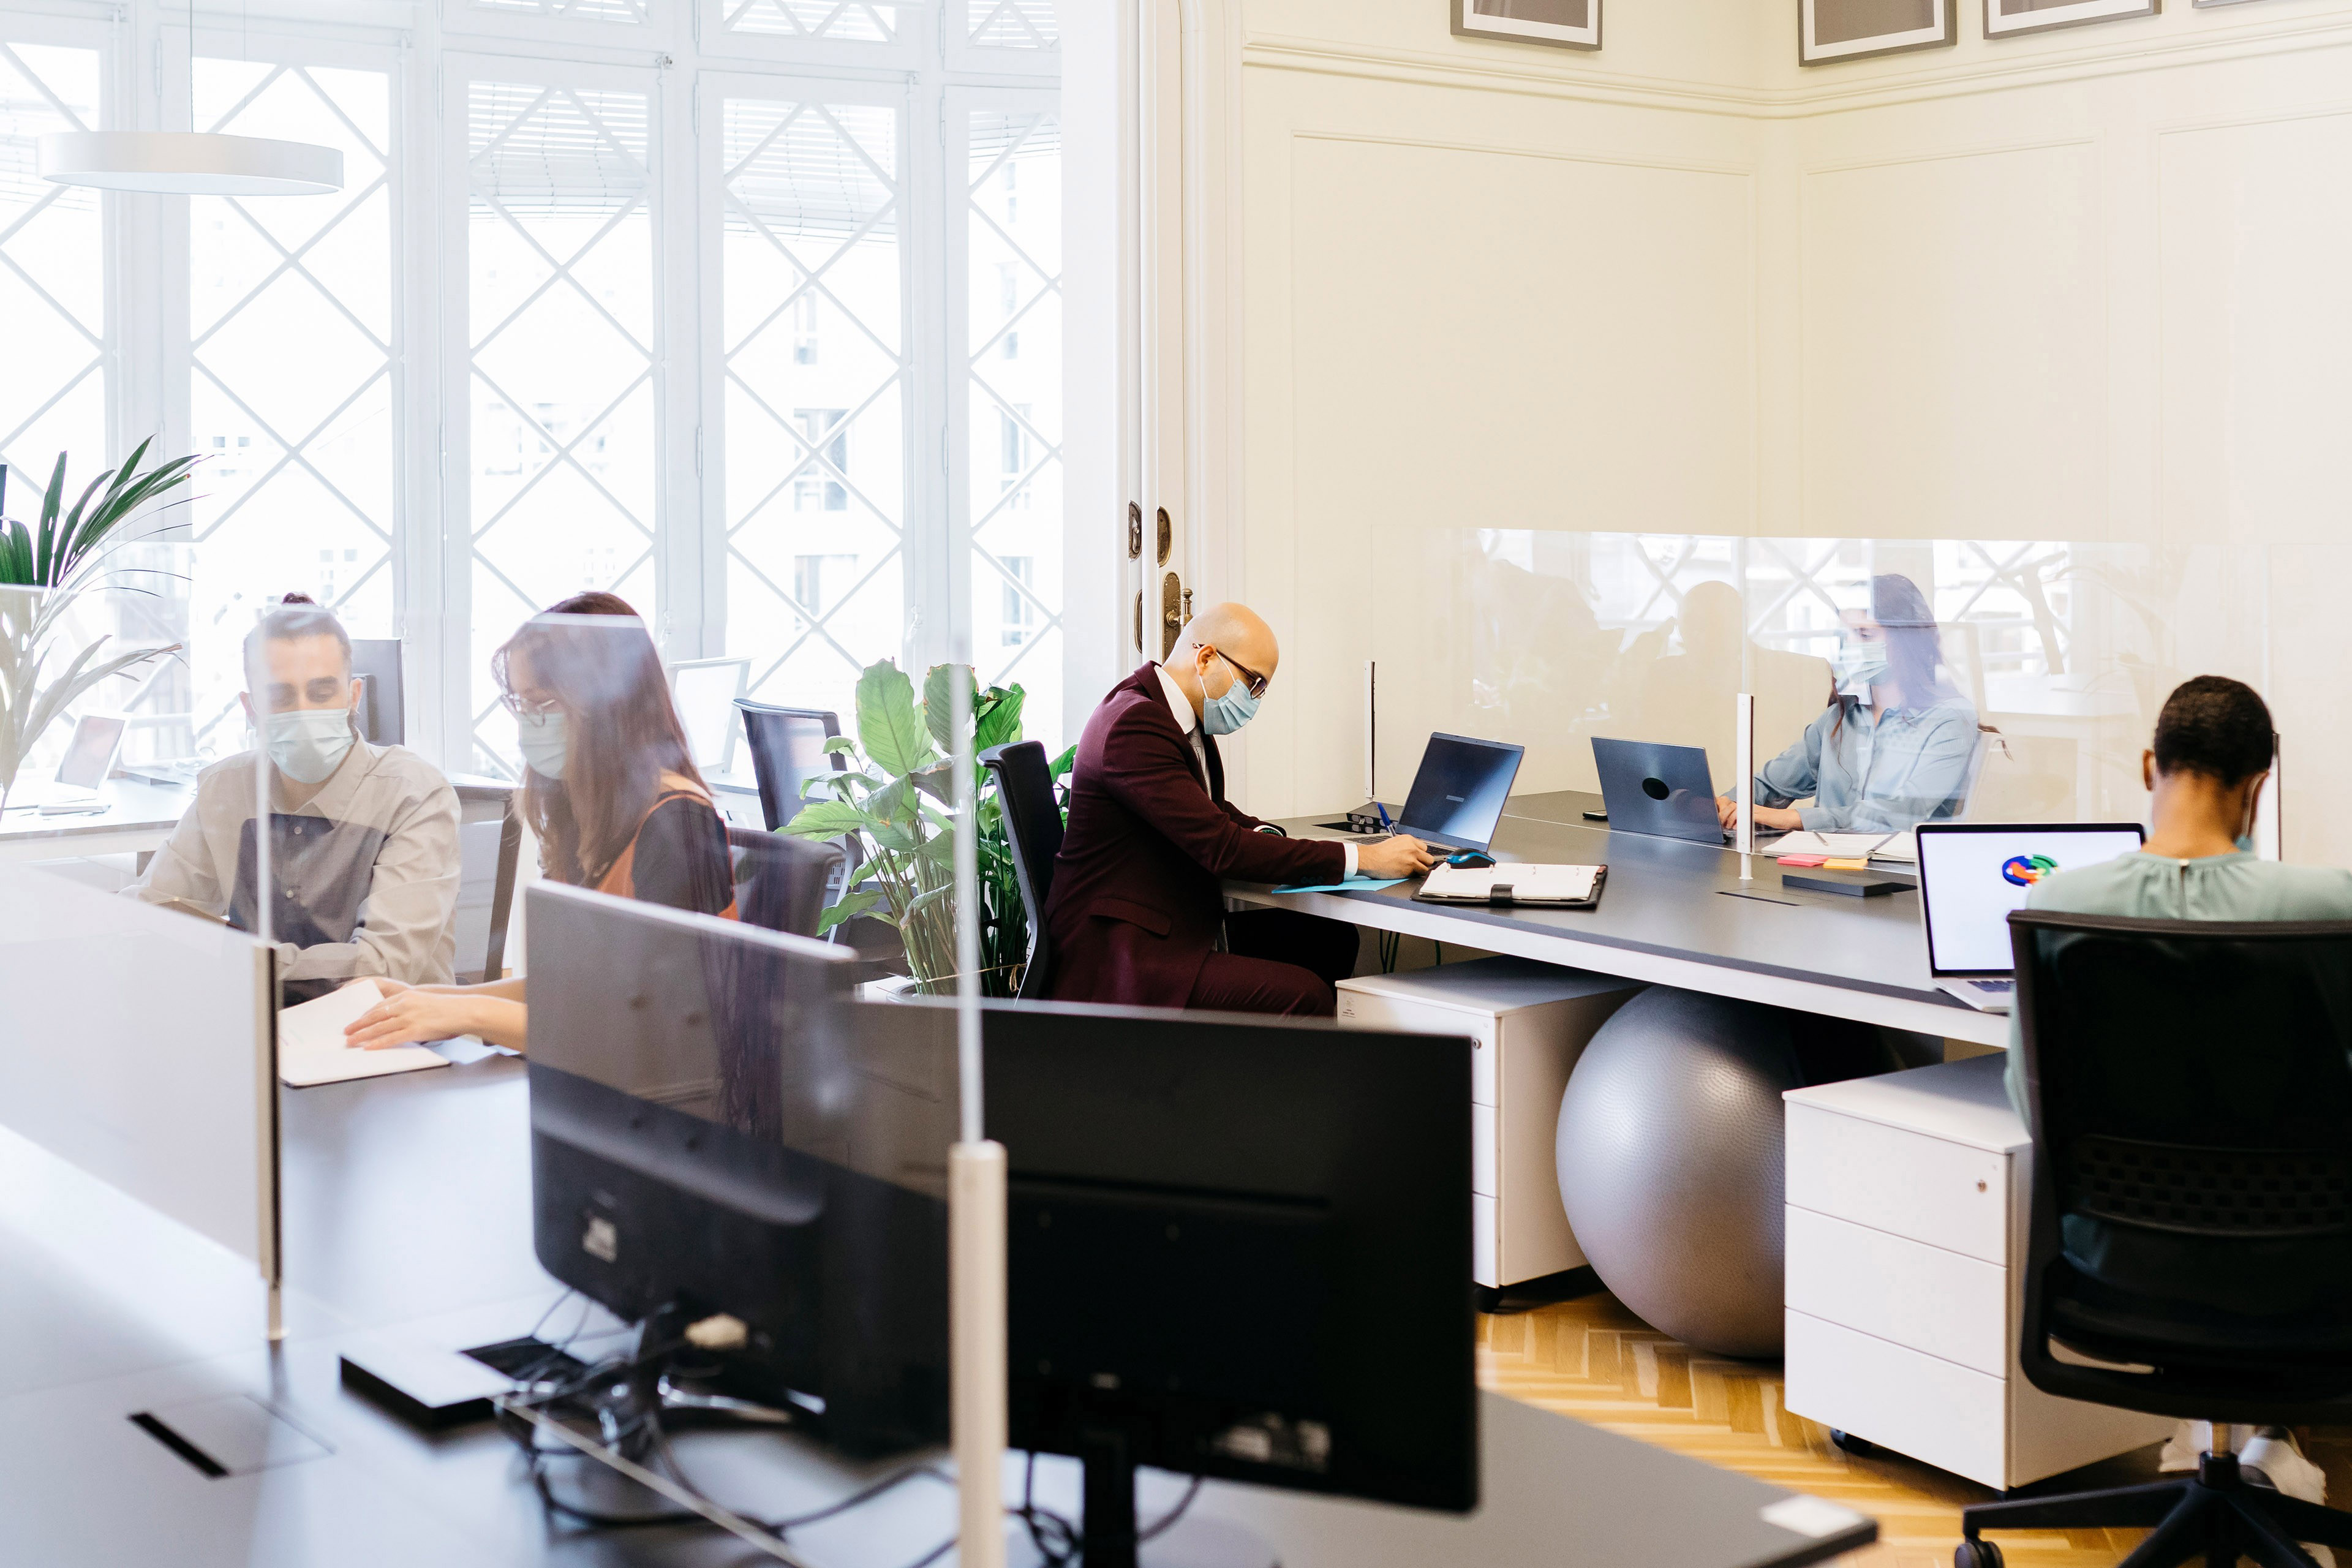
[1984,0,2158,37]
[1451,0,1602,52]
[1800,0,1956,66]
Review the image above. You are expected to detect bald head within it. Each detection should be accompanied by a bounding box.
[1165,600,1280,720]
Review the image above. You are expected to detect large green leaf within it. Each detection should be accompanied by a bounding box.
[782,799,869,839]
[856,660,934,778]
[923,663,978,758]
[974,685,1025,753]
[1050,744,1077,782]
[815,888,886,935]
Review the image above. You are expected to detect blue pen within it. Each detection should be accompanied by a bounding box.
[1375,801,1393,832]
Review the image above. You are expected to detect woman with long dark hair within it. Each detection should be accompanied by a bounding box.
[339,593,735,1051]
[1714,573,1981,835]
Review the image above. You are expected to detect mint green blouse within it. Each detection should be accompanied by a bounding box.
[2002,850,2352,1115]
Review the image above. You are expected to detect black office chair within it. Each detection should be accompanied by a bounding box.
[452,782,522,984]
[726,825,842,939]
[1956,911,2352,1568]
[979,740,1063,1001]
[734,700,844,834]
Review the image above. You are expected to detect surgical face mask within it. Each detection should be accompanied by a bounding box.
[516,710,570,780]
[1200,655,1262,737]
[264,707,355,785]
[1833,638,1890,698]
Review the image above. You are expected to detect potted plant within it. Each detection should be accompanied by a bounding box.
[782,658,1073,998]
[0,440,198,813]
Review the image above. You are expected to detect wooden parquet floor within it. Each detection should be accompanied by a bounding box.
[1476,1289,2352,1567]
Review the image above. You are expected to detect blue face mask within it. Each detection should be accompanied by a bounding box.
[1833,638,1889,698]
[1200,654,1262,737]
[516,710,570,780]
[263,707,355,785]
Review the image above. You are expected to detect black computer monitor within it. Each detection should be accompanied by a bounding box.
[524,881,954,1454]
[862,997,1479,1564]
[1396,732,1525,851]
[348,638,404,745]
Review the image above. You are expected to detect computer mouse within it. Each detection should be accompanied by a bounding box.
[1444,851,1496,869]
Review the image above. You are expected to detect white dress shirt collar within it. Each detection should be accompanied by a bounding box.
[1153,662,1197,736]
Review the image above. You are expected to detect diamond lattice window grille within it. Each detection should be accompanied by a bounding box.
[0,40,105,505]
[965,108,1061,729]
[967,0,1054,48]
[472,0,649,22]
[186,60,396,755]
[466,79,657,774]
[720,94,905,725]
[723,1,900,41]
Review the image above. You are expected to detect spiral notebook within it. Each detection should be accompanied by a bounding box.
[1415,863,1605,909]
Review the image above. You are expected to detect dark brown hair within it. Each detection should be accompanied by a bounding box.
[493,591,705,886]
[241,591,352,688]
[2152,676,2275,787]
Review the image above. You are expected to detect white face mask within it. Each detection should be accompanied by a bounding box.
[516,709,570,780]
[264,707,356,785]
[1833,638,1890,698]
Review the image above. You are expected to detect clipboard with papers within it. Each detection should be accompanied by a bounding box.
[1415,862,1607,910]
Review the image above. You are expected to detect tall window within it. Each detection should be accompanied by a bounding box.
[186,59,395,750]
[0,40,103,490]
[465,77,656,772]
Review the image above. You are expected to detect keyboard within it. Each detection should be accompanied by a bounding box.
[1969,979,2014,995]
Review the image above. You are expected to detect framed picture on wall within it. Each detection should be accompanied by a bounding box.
[1800,0,1956,65]
[1985,0,2158,37]
[1452,0,1602,51]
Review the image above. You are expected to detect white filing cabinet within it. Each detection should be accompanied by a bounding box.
[1336,959,1642,1291]
[1782,1055,2171,1490]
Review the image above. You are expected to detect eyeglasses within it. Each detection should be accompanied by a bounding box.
[1211,649,1270,699]
[499,690,564,718]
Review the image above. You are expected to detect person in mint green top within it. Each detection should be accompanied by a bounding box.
[2001,674,2352,1115]
[1999,676,2349,1519]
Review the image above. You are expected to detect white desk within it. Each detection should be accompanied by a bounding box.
[0,776,192,867]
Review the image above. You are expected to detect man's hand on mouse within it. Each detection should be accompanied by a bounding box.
[1359,834,1438,880]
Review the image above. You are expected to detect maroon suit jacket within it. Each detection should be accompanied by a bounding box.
[1043,665,1346,1009]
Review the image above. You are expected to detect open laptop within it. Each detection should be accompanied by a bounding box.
[1592,737,1727,846]
[1364,733,1526,853]
[2,713,125,814]
[1915,821,2146,1011]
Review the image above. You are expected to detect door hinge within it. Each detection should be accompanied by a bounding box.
[1126,502,1142,560]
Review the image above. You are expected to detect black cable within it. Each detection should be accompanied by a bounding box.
[1139,1474,1205,1542]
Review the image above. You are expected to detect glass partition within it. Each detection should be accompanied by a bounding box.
[1368,530,2332,859]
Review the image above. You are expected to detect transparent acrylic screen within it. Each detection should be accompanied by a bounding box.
[1366,531,2323,854]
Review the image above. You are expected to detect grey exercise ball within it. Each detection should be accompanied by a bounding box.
[1555,987,1814,1359]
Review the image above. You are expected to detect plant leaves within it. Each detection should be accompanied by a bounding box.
[822,735,860,756]
[782,799,868,839]
[856,660,934,778]
[815,888,884,935]
[1050,744,1077,781]
[908,761,956,805]
[973,684,1025,753]
[923,663,978,758]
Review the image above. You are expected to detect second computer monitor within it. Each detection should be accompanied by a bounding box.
[1592,737,1724,846]
[1396,733,1524,851]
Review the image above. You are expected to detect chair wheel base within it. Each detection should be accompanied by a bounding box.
[1953,1540,2004,1568]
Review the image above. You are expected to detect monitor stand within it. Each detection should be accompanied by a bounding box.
[1079,1429,1141,1568]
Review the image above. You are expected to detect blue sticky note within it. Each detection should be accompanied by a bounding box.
[1272,876,1409,895]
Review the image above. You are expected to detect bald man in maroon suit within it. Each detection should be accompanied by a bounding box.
[1044,603,1435,1016]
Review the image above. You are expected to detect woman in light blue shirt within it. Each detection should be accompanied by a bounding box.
[1716,573,1980,837]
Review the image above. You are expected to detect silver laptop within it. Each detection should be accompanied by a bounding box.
[1915,822,2146,1012]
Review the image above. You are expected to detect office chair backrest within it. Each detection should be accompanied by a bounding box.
[736,701,843,834]
[726,825,842,938]
[979,741,1063,1000]
[2010,910,2352,1421]
[348,639,404,747]
[451,783,523,984]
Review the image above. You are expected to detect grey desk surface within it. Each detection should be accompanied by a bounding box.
[1232,789,2005,1046]
[0,775,192,861]
[0,1060,1874,1567]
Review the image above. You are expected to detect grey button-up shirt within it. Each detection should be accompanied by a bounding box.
[1752,695,1981,834]
[126,740,461,987]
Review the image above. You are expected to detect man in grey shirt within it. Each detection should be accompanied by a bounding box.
[129,596,460,998]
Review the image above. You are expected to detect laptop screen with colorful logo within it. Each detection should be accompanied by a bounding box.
[1916,823,2146,976]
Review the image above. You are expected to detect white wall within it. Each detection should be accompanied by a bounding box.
[1216,0,2352,864]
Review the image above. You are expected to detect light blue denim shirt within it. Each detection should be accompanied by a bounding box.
[1752,695,1980,835]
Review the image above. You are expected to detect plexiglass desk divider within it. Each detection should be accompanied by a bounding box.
[0,864,276,1278]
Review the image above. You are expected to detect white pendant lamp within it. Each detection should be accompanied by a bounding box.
[39,130,342,197]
